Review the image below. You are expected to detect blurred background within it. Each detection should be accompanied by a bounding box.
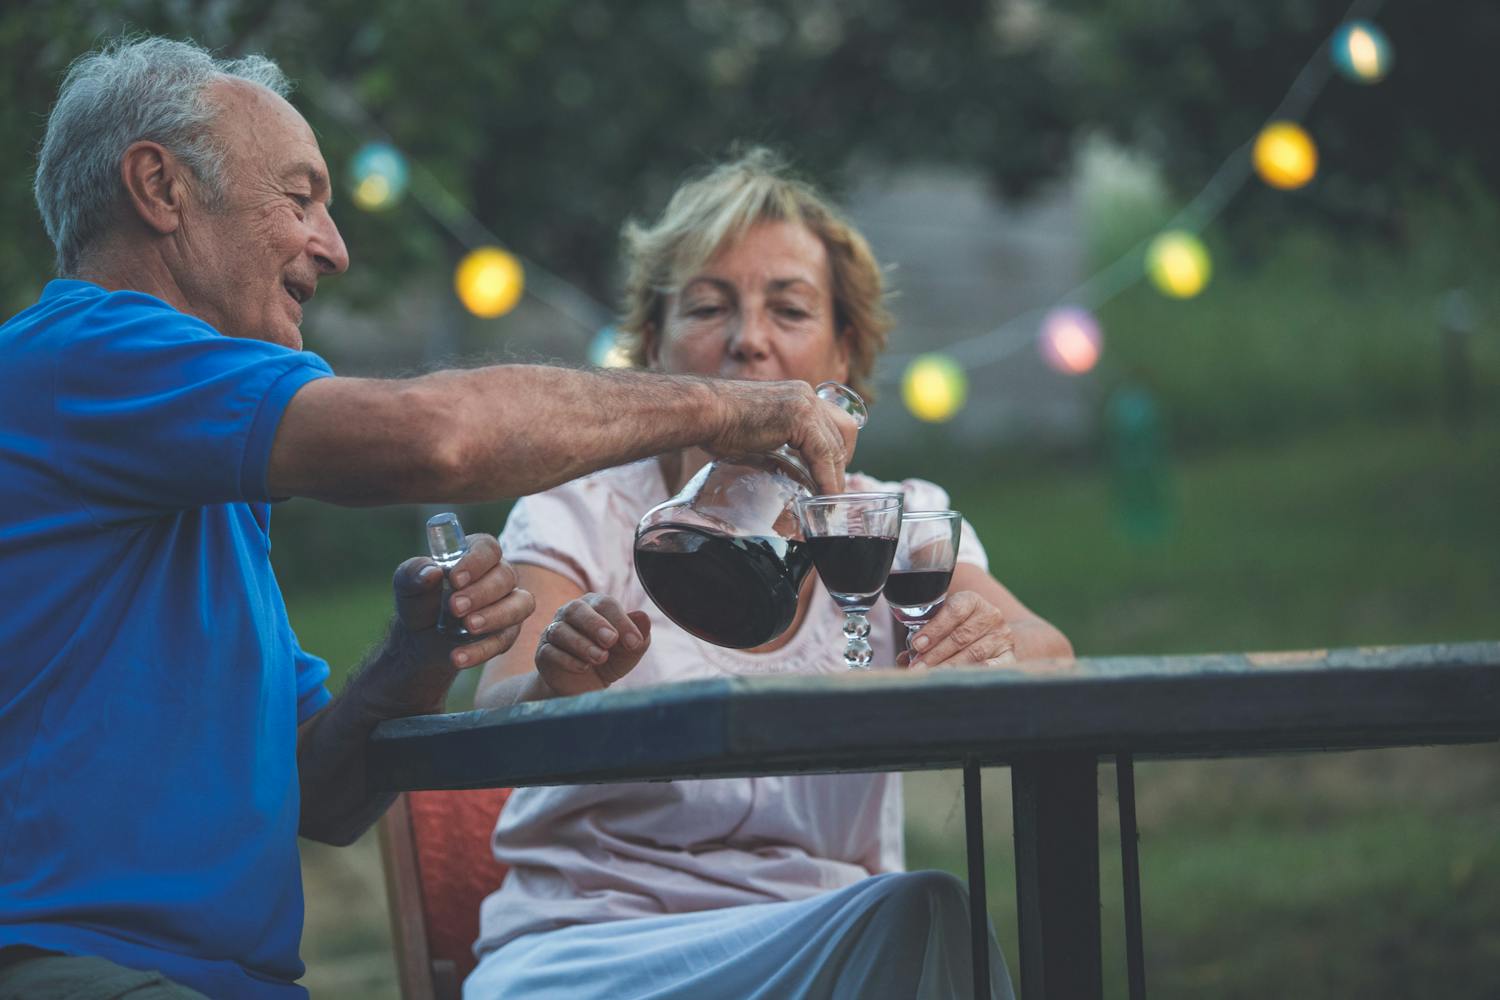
[4,1,1497,996]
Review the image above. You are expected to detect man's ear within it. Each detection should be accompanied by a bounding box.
[119,141,188,236]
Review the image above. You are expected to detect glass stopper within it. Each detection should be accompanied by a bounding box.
[814,381,868,430]
[426,512,468,570]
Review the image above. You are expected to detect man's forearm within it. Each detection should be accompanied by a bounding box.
[296,625,448,846]
[296,646,553,845]
[271,365,729,505]
[296,703,395,847]
[439,366,739,500]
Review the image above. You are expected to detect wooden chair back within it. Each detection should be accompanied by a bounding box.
[378,788,512,1000]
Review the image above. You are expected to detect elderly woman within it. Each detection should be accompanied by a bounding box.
[466,149,1072,1000]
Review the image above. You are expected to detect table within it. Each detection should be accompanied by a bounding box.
[368,641,1500,999]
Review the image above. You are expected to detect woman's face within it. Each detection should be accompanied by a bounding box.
[650,220,851,387]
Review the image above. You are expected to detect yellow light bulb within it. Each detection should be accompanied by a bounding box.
[1253,122,1318,191]
[902,354,967,423]
[1146,232,1212,300]
[455,248,525,318]
[349,142,409,211]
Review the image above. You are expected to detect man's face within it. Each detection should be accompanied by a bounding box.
[171,79,349,350]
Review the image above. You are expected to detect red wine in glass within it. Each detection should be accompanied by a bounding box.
[888,511,963,658]
[796,492,904,670]
[884,569,954,612]
[805,535,899,596]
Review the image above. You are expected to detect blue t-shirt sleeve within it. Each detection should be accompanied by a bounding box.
[293,639,333,724]
[52,292,333,521]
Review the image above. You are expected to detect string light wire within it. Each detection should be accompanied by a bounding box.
[877,0,1387,382]
[305,0,1387,388]
[305,71,614,336]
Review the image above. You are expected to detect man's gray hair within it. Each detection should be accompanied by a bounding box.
[34,35,292,276]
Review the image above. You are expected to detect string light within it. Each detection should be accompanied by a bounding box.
[1253,122,1319,190]
[875,8,1380,388]
[1146,232,1212,299]
[455,247,525,318]
[324,1,1385,407]
[349,142,409,211]
[902,354,967,423]
[589,327,633,368]
[1332,20,1392,83]
[1039,307,1103,375]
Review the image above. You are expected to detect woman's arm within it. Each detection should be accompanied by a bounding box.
[902,562,1074,667]
[473,565,583,709]
[473,564,652,708]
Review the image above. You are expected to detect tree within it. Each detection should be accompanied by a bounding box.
[1,0,1077,312]
[1050,0,1500,243]
[6,0,1490,316]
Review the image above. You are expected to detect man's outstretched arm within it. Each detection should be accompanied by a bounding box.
[268,365,855,505]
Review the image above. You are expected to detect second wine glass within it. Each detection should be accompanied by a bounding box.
[886,510,963,659]
[796,492,903,670]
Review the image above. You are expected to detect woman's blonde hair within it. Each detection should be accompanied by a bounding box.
[618,147,892,402]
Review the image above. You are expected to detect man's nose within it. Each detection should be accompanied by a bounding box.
[310,209,350,276]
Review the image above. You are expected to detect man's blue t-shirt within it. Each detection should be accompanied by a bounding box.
[0,280,335,998]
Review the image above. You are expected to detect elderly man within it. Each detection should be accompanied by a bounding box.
[0,36,855,1000]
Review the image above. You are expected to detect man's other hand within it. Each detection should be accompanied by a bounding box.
[395,533,535,666]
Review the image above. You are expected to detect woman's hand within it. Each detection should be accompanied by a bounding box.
[534,593,652,697]
[898,590,1016,668]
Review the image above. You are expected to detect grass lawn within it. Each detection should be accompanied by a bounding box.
[288,413,1499,998]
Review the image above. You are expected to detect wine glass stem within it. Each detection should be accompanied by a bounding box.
[904,623,922,658]
[842,611,873,670]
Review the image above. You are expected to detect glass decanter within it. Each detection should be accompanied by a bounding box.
[633,381,867,649]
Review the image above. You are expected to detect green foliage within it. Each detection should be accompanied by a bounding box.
[1052,0,1500,238]
[1084,188,1500,448]
[948,416,1500,657]
[7,1,1494,316]
[1,0,1077,311]
[8,2,1494,450]
[905,761,1500,1000]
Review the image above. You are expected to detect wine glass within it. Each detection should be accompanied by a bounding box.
[886,510,963,659]
[796,492,903,670]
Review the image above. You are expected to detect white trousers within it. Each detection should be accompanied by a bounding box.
[464,870,1015,1000]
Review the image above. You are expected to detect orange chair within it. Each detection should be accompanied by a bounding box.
[378,788,512,1000]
